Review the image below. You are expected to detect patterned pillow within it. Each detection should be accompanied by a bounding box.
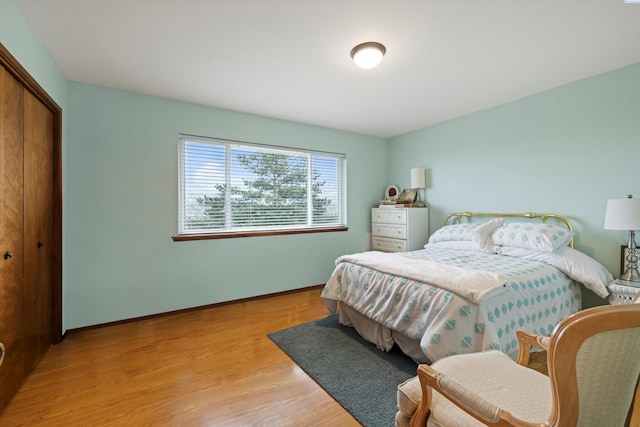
[428,223,475,243]
[490,222,573,252]
[426,240,481,251]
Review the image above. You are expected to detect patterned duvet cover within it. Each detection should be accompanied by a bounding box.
[321,246,582,362]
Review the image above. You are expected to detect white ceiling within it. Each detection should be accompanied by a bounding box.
[14,0,640,138]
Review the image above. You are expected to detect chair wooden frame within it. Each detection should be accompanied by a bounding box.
[410,303,640,427]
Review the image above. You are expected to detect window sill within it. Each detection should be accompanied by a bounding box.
[172,226,348,242]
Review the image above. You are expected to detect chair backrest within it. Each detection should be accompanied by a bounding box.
[547,303,640,427]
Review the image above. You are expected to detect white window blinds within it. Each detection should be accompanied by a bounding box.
[178,135,347,234]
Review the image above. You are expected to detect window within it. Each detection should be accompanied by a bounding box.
[175,135,347,240]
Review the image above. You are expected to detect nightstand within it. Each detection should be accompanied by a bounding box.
[608,279,640,304]
[371,207,429,252]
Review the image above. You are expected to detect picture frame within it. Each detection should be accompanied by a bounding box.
[620,245,640,276]
[384,185,399,200]
[397,188,417,204]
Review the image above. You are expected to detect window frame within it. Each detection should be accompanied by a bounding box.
[172,134,348,241]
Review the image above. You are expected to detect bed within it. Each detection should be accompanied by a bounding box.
[321,212,613,363]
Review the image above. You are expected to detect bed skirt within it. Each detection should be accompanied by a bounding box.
[338,303,430,363]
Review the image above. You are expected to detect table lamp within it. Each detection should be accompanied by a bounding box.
[411,168,426,207]
[604,194,640,283]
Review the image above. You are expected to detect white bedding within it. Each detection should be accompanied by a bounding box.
[321,246,583,363]
[334,251,508,304]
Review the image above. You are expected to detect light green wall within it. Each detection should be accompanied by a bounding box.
[6,0,639,328]
[65,82,388,329]
[3,0,388,331]
[389,62,640,307]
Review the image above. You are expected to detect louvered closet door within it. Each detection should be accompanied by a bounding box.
[23,89,54,373]
[0,65,25,408]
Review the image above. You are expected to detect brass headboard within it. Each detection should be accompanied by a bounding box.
[443,211,574,248]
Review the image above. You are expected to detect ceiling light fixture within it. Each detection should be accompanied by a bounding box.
[350,42,386,69]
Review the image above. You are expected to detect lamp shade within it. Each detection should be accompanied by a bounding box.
[604,196,640,230]
[411,168,426,189]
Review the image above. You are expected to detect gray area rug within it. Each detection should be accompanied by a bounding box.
[268,315,418,427]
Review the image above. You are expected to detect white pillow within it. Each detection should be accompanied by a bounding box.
[471,218,503,253]
[497,246,612,298]
[490,222,573,253]
[428,223,476,243]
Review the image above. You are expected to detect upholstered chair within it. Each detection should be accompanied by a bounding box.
[397,302,640,427]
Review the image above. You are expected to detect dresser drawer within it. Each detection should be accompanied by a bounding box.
[372,223,407,239]
[372,236,407,252]
[371,209,407,225]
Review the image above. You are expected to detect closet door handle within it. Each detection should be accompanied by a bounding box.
[3,251,12,260]
[37,241,44,248]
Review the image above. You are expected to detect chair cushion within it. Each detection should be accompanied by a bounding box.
[429,350,552,426]
[397,375,422,417]
[395,410,411,427]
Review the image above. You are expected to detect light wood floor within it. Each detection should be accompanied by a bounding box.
[8,286,617,427]
[0,286,361,426]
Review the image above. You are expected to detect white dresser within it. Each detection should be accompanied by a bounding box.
[371,207,429,253]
